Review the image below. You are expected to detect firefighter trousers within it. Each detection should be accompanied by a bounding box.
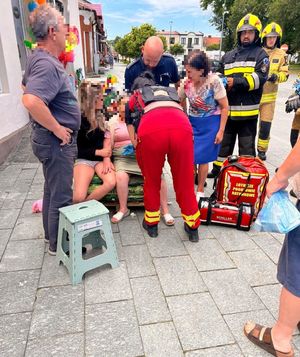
[291,110,300,147]
[212,118,257,173]
[136,111,200,229]
[257,101,276,153]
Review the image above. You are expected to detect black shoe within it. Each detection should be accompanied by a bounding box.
[258,151,267,161]
[184,223,199,242]
[290,189,297,198]
[207,169,219,179]
[142,219,158,238]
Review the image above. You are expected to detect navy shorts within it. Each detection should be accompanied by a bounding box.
[277,200,300,297]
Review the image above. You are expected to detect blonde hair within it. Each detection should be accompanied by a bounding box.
[79,80,106,132]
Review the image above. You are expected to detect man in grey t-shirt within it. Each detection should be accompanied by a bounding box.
[22,4,81,255]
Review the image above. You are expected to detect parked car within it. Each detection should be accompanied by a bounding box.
[210,59,221,73]
[175,56,185,79]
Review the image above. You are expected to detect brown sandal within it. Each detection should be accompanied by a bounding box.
[244,321,294,357]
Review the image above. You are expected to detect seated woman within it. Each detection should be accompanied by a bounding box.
[109,97,175,225]
[73,80,116,203]
[179,50,228,202]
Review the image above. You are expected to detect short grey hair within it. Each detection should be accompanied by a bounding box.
[29,4,60,41]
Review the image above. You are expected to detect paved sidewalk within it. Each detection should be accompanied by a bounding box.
[0,69,299,356]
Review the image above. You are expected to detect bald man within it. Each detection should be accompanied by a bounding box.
[125,36,180,91]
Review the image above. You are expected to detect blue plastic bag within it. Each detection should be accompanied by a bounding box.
[254,190,300,234]
[122,144,135,156]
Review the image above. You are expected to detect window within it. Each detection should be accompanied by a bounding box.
[194,38,199,45]
[181,37,186,45]
[170,37,175,45]
[188,38,192,48]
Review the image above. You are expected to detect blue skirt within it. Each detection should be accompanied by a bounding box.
[277,200,300,297]
[189,114,221,165]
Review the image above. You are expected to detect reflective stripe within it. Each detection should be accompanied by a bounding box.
[182,210,200,228]
[224,67,254,75]
[214,160,224,167]
[230,109,259,117]
[245,74,255,90]
[224,61,256,69]
[258,138,270,150]
[230,104,259,110]
[144,210,160,223]
[252,72,260,90]
[261,92,277,103]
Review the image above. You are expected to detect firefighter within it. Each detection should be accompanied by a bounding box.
[208,13,269,178]
[257,22,289,160]
[286,73,300,148]
[126,73,201,242]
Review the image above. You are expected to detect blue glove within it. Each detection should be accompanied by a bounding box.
[221,76,228,87]
[122,144,135,156]
[293,78,300,96]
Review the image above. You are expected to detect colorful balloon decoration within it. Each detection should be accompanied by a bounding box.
[28,1,37,12]
[37,0,47,4]
[58,26,80,67]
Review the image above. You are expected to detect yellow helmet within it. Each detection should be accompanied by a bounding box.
[262,22,282,39]
[236,13,262,36]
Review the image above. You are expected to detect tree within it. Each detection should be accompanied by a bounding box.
[159,36,168,52]
[206,43,220,51]
[169,43,185,56]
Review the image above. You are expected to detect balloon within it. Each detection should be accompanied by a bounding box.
[28,1,37,12]
[37,0,46,4]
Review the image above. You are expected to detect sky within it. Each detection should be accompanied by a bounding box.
[92,0,219,40]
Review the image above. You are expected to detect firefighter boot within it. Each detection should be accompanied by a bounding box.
[142,219,158,238]
[258,150,267,161]
[207,166,220,179]
[184,223,199,243]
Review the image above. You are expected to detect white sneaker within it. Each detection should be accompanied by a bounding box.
[196,191,205,202]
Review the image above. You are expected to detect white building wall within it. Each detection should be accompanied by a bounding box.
[0,0,28,142]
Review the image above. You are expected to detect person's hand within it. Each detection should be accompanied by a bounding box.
[102,159,115,174]
[96,148,112,158]
[131,138,137,148]
[53,125,73,145]
[226,77,234,91]
[285,94,300,113]
[214,129,224,144]
[268,74,278,83]
[266,174,289,198]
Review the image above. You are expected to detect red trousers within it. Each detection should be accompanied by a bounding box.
[136,107,200,228]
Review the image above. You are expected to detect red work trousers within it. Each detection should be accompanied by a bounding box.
[136,107,200,228]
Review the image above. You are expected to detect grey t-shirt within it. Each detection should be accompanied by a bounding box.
[22,48,81,131]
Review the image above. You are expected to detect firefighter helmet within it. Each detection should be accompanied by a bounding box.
[262,22,282,39]
[236,13,262,36]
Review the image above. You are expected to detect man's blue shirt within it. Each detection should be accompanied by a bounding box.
[125,54,180,91]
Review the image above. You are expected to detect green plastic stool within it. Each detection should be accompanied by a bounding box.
[56,200,119,285]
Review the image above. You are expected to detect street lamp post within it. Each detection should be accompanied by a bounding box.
[169,21,173,49]
[219,9,228,60]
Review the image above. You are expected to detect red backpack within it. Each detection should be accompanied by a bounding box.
[212,155,269,217]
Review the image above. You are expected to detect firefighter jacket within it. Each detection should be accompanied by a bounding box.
[261,47,289,104]
[221,43,269,120]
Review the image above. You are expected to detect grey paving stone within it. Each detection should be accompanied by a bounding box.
[211,226,257,251]
[251,233,282,264]
[10,215,43,241]
[14,180,32,193]
[146,228,187,258]
[185,239,235,272]
[167,293,234,351]
[85,261,132,304]
[253,284,281,319]
[270,232,285,244]
[140,322,183,357]
[201,269,265,314]
[0,209,20,229]
[131,276,171,324]
[185,344,243,357]
[119,217,145,245]
[0,270,40,314]
[39,253,71,287]
[23,163,39,169]
[154,256,206,296]
[26,185,44,200]
[123,244,155,278]
[114,232,125,261]
[111,221,120,233]
[0,239,44,272]
[85,300,143,356]
[19,200,35,218]
[29,285,84,339]
[25,332,84,357]
[0,312,31,357]
[19,168,37,180]
[174,218,214,241]
[228,249,278,286]
[224,310,276,357]
[0,229,11,259]
[3,192,27,209]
